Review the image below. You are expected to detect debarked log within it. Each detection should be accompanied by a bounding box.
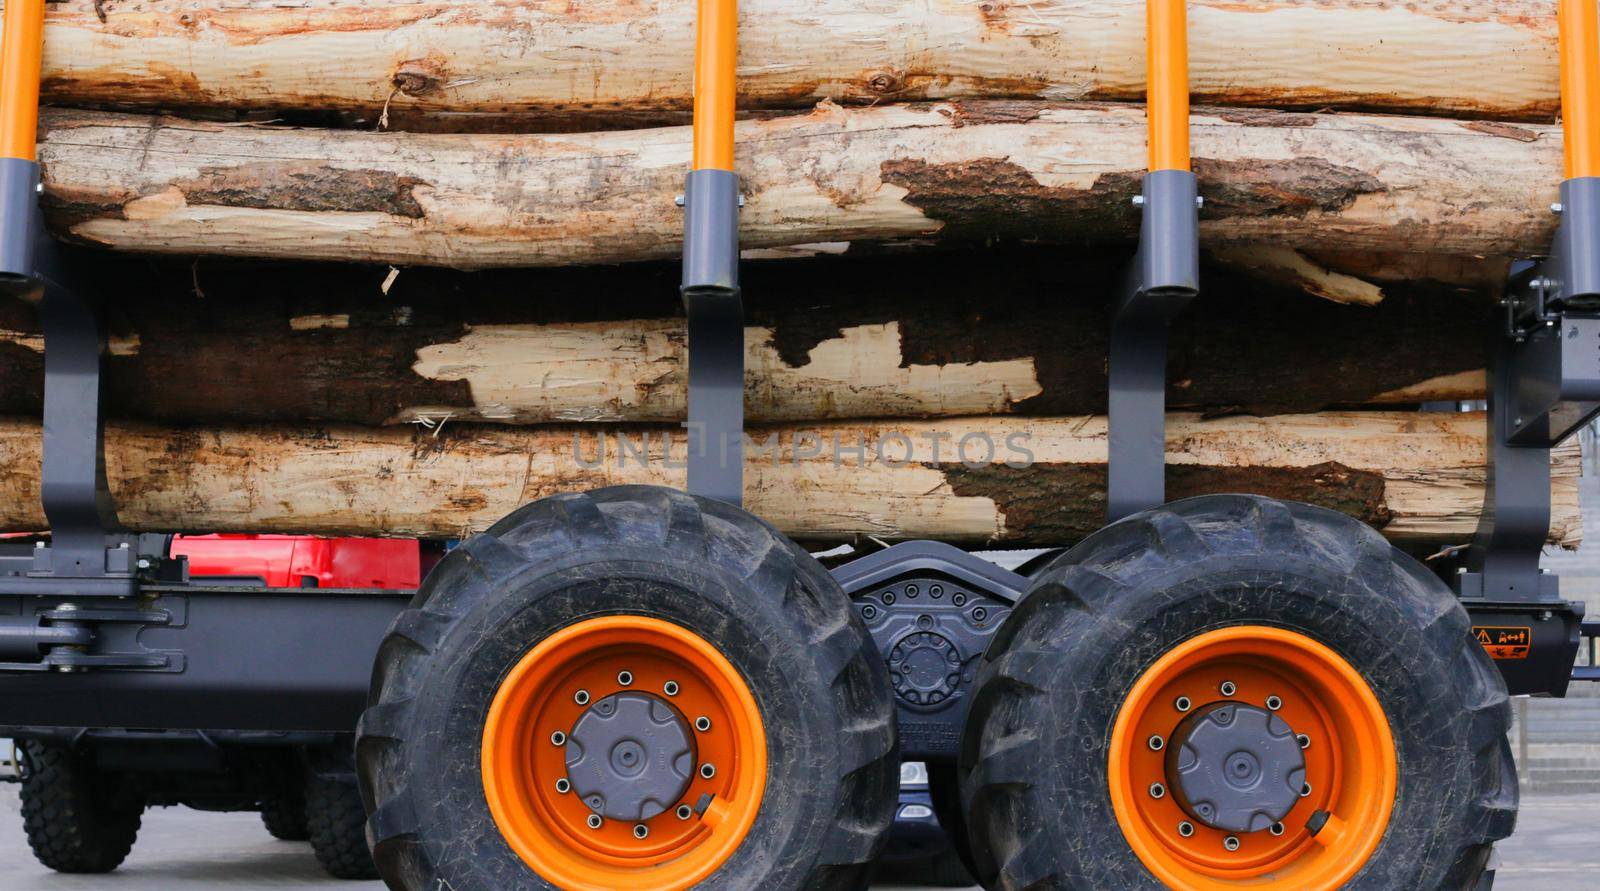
[0,412,1576,548]
[0,252,1490,424]
[31,0,1563,125]
[37,102,1565,269]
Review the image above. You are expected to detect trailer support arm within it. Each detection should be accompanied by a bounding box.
[1107,0,1200,522]
[680,0,744,506]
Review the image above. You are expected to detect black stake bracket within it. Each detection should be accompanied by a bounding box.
[1107,170,1200,522]
[0,156,141,597]
[1456,177,1600,693]
[679,170,745,506]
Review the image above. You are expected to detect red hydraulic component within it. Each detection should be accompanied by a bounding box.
[170,534,421,590]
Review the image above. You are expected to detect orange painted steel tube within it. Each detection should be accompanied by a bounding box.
[0,0,44,162]
[1560,0,1600,178]
[692,0,738,171]
[1145,0,1190,173]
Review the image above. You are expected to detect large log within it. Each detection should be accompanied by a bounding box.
[0,413,1577,548]
[0,254,1488,425]
[36,1,1559,125]
[39,103,1562,269]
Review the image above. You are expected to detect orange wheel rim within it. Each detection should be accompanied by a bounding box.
[1108,626,1395,890]
[482,616,766,890]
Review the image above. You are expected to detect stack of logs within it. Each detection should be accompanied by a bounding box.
[0,0,1581,549]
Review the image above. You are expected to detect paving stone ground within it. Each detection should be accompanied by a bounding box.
[0,785,1593,890]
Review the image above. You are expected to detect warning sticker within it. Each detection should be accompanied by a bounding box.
[1473,626,1531,660]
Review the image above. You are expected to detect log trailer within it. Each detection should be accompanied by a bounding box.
[0,1,1597,890]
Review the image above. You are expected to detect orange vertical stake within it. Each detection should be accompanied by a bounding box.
[0,0,44,162]
[1145,0,1191,173]
[1560,0,1600,179]
[692,0,738,172]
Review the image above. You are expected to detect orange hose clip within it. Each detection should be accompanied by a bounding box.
[1145,0,1191,173]
[692,0,738,171]
[1560,0,1600,179]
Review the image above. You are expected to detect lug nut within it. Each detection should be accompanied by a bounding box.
[1297,733,1311,749]
[633,824,649,839]
[695,716,712,732]
[555,778,571,794]
[1148,782,1166,799]
[1178,821,1195,838]
[676,804,693,820]
[617,670,633,686]
[1147,734,1164,751]
[1223,836,1241,852]
[1174,696,1191,712]
[574,689,591,705]
[550,730,566,746]
[1220,680,1237,696]
[664,680,680,696]
[1300,782,1313,798]
[1265,695,1282,711]
[586,814,603,830]
[700,763,717,779]
[1270,822,1285,836]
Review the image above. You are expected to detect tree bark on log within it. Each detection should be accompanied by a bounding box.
[34,1,1560,126]
[0,254,1488,425]
[38,103,1562,269]
[0,413,1576,549]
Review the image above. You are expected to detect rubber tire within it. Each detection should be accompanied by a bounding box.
[260,789,309,841]
[17,741,141,874]
[356,485,898,891]
[306,775,379,880]
[960,495,1517,890]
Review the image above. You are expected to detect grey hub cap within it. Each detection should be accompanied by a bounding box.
[1166,702,1305,833]
[565,691,696,822]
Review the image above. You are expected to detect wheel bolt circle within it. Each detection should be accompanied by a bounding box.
[1178,821,1195,838]
[1224,835,1241,852]
[550,730,566,746]
[1220,680,1237,696]
[676,804,693,820]
[1147,734,1164,751]
[633,823,649,839]
[1300,782,1313,798]
[1174,696,1191,712]
[700,763,716,779]
[1148,782,1165,799]
[586,814,603,830]
[1269,822,1285,836]
[555,778,571,794]
[1297,733,1311,749]
[617,670,633,686]
[1265,695,1282,711]
[574,689,590,705]
[663,680,680,696]
[695,716,712,732]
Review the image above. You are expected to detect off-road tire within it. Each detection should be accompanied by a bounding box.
[260,789,309,841]
[18,741,141,874]
[306,775,378,880]
[356,485,898,890]
[960,495,1516,890]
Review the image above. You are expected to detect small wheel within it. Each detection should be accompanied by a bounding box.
[960,495,1516,890]
[357,485,897,890]
[305,775,377,880]
[260,789,309,841]
[17,741,142,874]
